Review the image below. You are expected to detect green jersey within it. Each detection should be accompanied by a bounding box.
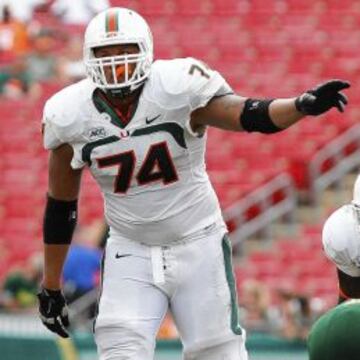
[308,299,360,360]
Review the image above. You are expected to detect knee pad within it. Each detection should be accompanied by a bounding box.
[95,324,155,360]
[183,336,248,360]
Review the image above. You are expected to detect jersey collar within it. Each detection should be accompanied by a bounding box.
[92,88,141,129]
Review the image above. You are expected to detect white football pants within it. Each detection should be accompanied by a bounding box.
[94,227,248,360]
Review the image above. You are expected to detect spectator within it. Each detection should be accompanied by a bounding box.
[62,221,103,308]
[0,56,38,98]
[58,36,85,84]
[239,279,274,333]
[0,252,43,311]
[51,0,109,26]
[26,29,60,82]
[0,5,29,56]
[272,288,314,340]
[0,0,46,23]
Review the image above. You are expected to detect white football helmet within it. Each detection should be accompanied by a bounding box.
[322,204,360,277]
[353,174,360,206]
[83,7,153,94]
[351,174,360,230]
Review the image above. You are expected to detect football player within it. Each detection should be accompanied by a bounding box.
[308,299,360,360]
[322,175,360,304]
[37,7,350,360]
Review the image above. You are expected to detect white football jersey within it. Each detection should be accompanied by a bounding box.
[42,58,232,245]
[322,204,360,277]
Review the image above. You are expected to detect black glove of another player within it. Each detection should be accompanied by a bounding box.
[295,80,350,116]
[37,287,70,338]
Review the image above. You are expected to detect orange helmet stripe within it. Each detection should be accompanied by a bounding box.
[105,10,118,33]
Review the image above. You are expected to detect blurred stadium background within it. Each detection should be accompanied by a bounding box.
[1,0,359,359]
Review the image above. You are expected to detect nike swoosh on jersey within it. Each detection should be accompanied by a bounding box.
[115,253,132,259]
[145,114,161,124]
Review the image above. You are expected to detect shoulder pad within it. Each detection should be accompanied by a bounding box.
[42,79,95,149]
[145,58,230,110]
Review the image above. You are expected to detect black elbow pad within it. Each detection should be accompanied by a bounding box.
[43,195,78,244]
[240,98,282,134]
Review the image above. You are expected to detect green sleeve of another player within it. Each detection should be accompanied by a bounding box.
[308,300,360,360]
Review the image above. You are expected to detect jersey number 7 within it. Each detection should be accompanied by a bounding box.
[96,141,179,193]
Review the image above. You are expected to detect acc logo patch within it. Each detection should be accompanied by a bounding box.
[89,127,107,139]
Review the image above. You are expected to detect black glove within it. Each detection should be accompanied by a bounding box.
[295,79,350,116]
[37,287,70,338]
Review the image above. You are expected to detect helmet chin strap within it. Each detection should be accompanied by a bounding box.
[107,86,132,99]
[106,76,147,99]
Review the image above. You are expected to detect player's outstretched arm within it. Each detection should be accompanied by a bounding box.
[190,79,350,133]
[38,144,82,338]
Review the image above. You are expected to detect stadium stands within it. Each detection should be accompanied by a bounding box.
[236,224,338,309]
